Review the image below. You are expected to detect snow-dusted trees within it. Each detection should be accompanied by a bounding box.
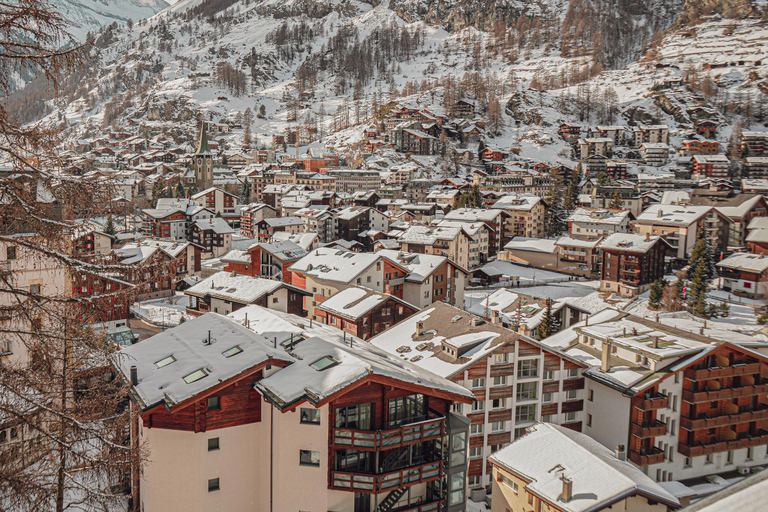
[214,61,247,96]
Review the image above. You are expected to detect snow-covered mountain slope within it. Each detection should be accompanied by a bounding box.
[54,0,170,41]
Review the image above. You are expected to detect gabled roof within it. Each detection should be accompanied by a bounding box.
[316,286,416,321]
[489,423,680,512]
[186,271,307,304]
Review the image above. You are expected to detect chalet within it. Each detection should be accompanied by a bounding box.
[191,187,241,223]
[454,98,477,118]
[481,147,508,162]
[117,311,474,512]
[221,240,307,281]
[680,140,720,156]
[633,205,731,260]
[255,216,305,242]
[717,252,768,299]
[599,233,669,297]
[633,124,669,146]
[695,119,718,138]
[491,194,548,239]
[239,204,277,238]
[443,208,508,255]
[558,123,582,142]
[394,127,436,155]
[190,218,234,258]
[141,198,213,240]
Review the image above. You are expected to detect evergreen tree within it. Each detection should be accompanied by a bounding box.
[649,278,666,309]
[478,140,486,161]
[563,183,576,212]
[544,187,566,237]
[687,232,716,282]
[104,214,116,236]
[176,182,185,198]
[258,104,266,118]
[536,299,557,340]
[609,188,623,210]
[689,258,710,317]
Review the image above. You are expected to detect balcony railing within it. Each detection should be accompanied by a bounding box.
[684,363,761,380]
[391,496,444,512]
[682,384,768,403]
[628,446,665,465]
[330,460,443,493]
[681,408,768,430]
[631,420,667,438]
[678,431,768,457]
[634,393,669,411]
[332,416,445,451]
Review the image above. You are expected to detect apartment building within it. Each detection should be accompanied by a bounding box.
[141,198,213,240]
[191,187,241,224]
[372,302,588,492]
[442,208,508,256]
[576,138,614,160]
[680,140,720,156]
[692,154,730,179]
[640,143,672,167]
[489,423,680,512]
[633,205,731,260]
[568,208,632,240]
[333,207,389,246]
[325,169,382,194]
[118,310,474,512]
[376,250,469,309]
[541,310,768,483]
[190,218,234,258]
[742,131,768,156]
[633,124,669,146]
[744,157,768,179]
[238,204,276,238]
[715,194,768,247]
[554,236,602,277]
[491,194,547,239]
[255,216,305,242]
[397,224,490,270]
[592,125,626,145]
[599,233,670,297]
[221,240,307,281]
[287,248,410,319]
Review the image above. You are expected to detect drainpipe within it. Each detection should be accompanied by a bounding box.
[270,400,274,512]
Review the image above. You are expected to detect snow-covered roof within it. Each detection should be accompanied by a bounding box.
[567,208,630,226]
[270,231,317,250]
[376,249,466,282]
[220,249,250,264]
[194,217,235,234]
[599,233,664,253]
[717,252,768,274]
[289,247,401,284]
[716,195,764,220]
[317,286,413,321]
[443,208,503,222]
[492,194,542,212]
[746,229,768,243]
[186,271,292,304]
[262,216,305,227]
[635,204,714,226]
[489,423,679,512]
[504,237,557,254]
[116,313,292,411]
[555,236,601,249]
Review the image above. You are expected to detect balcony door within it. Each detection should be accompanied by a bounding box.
[388,394,425,428]
[336,403,372,431]
[354,492,370,512]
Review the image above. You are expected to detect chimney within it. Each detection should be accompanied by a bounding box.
[652,336,659,349]
[584,314,589,326]
[417,321,424,336]
[601,339,612,373]
[130,366,138,386]
[561,476,573,502]
[657,209,663,218]
[491,310,500,324]
[645,232,650,242]
[616,445,627,461]
[231,269,237,277]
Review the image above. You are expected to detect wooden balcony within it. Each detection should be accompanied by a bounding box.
[680,408,768,431]
[684,363,761,381]
[332,417,445,452]
[392,498,443,512]
[628,446,665,466]
[633,394,669,411]
[678,432,768,457]
[682,384,768,403]
[631,420,667,439]
[330,460,443,493]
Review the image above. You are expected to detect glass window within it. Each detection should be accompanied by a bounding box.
[541,414,552,423]
[516,382,537,401]
[543,371,555,381]
[492,399,504,410]
[492,421,505,432]
[336,403,372,430]
[543,392,553,403]
[300,450,320,466]
[208,478,220,492]
[388,394,425,427]
[335,449,372,473]
[208,438,219,451]
[514,427,528,439]
[300,408,321,425]
[222,346,242,358]
[471,424,483,435]
[450,432,466,467]
[493,376,507,386]
[207,397,220,411]
[155,355,176,368]
[183,369,207,384]
[493,353,508,364]
[310,356,338,371]
[565,390,578,401]
[515,404,536,423]
[517,359,538,378]
[566,368,579,379]
[471,400,484,412]
[565,411,576,422]
[471,378,485,389]
[469,447,482,458]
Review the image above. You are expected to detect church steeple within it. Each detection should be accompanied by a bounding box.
[195,123,211,155]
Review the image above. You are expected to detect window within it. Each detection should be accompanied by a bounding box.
[726,451,733,465]
[449,471,466,506]
[492,421,505,432]
[499,473,518,493]
[541,414,552,423]
[566,368,579,379]
[208,478,220,492]
[468,476,481,487]
[183,369,207,384]
[565,390,578,401]
[705,454,713,465]
[6,246,16,260]
[208,438,220,451]
[469,447,482,459]
[684,457,691,468]
[516,382,537,401]
[336,403,372,430]
[471,423,484,435]
[207,397,221,411]
[300,408,321,425]
[589,390,594,402]
[493,376,507,386]
[492,399,504,410]
[543,371,555,381]
[517,359,538,378]
[515,404,536,423]
[29,283,41,295]
[471,378,485,389]
[155,355,176,368]
[493,353,508,364]
[472,400,484,412]
[747,447,754,461]
[451,432,466,467]
[587,414,592,427]
[389,394,425,427]
[300,450,320,466]
[222,346,242,358]
[565,411,577,422]
[310,356,338,371]
[543,392,553,403]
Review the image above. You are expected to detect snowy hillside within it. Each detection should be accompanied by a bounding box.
[54,0,169,41]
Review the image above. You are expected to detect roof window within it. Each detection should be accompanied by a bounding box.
[222,346,243,358]
[183,368,208,384]
[155,355,176,368]
[310,356,339,371]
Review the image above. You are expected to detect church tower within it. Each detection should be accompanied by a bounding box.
[193,124,213,190]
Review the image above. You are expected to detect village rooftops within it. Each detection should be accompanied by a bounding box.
[316,287,416,322]
[289,247,405,284]
[186,271,308,304]
[270,232,317,250]
[253,240,307,261]
[443,208,504,222]
[491,194,543,211]
[555,236,602,249]
[693,154,730,163]
[377,249,468,283]
[504,237,558,254]
[193,217,235,234]
[599,233,666,254]
[489,422,680,512]
[635,204,716,226]
[717,252,768,273]
[262,216,304,227]
[568,208,631,225]
[116,313,293,411]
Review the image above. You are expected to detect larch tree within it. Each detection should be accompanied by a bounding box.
[0,2,145,511]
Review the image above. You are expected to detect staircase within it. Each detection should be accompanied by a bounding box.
[381,446,409,472]
[377,487,407,512]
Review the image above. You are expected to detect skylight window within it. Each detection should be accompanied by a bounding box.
[222,346,243,358]
[310,356,338,371]
[155,355,176,368]
[183,369,208,384]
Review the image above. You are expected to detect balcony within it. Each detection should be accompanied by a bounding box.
[332,416,445,451]
[631,420,667,439]
[684,363,761,380]
[391,497,444,512]
[634,393,669,411]
[628,446,665,465]
[678,431,768,457]
[681,407,768,430]
[683,384,768,403]
[330,460,443,493]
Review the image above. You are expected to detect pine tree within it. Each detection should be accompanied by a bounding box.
[649,278,666,309]
[536,299,555,340]
[609,188,623,210]
[689,258,710,318]
[687,233,716,283]
[176,182,185,198]
[104,214,116,236]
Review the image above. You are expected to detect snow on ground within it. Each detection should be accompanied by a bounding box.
[132,293,191,327]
